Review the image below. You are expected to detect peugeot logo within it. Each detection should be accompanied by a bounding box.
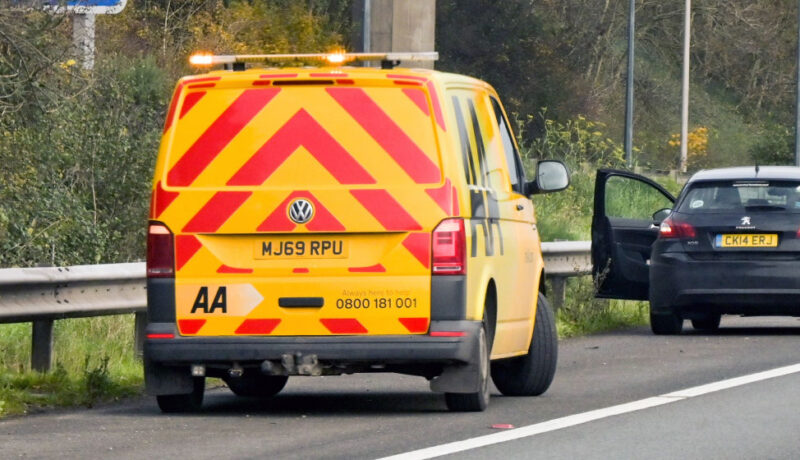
[741,216,751,226]
[288,199,314,224]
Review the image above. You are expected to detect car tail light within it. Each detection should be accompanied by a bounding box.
[659,216,696,239]
[147,222,174,278]
[432,218,466,275]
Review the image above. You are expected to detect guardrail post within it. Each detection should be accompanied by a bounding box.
[134,311,147,358]
[541,241,592,313]
[550,276,567,313]
[31,319,54,372]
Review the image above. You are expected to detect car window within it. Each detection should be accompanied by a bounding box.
[677,181,800,213]
[605,175,673,220]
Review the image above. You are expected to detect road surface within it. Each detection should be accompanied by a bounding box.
[2,316,799,459]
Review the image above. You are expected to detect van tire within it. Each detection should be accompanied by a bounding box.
[156,377,205,413]
[444,322,490,412]
[491,293,558,396]
[225,375,289,398]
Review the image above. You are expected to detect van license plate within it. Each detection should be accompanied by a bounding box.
[255,239,348,259]
[715,234,777,248]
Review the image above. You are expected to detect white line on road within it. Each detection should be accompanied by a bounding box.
[378,363,800,460]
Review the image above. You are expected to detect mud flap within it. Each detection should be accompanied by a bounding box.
[429,325,482,393]
[144,356,194,396]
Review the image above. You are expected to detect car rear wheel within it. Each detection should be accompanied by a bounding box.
[445,322,490,412]
[650,309,683,335]
[225,374,289,398]
[156,377,205,413]
[691,313,721,331]
[491,293,558,396]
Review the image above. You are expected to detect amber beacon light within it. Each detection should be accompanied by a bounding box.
[188,51,439,68]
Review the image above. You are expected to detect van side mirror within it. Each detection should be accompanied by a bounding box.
[526,160,570,195]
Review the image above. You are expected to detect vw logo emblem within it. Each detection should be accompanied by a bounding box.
[288,199,314,224]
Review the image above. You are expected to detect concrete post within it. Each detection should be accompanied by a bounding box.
[365,0,436,69]
[31,319,54,372]
[72,13,95,70]
[550,277,567,312]
[370,0,394,55]
[134,311,147,358]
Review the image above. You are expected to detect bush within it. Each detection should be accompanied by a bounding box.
[521,113,627,241]
[523,111,626,170]
[749,123,794,166]
[0,57,167,267]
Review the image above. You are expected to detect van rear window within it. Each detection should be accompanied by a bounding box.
[164,85,442,188]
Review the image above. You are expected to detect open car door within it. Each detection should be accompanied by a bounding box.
[592,169,676,300]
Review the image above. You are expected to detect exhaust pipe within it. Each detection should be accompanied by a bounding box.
[228,362,244,378]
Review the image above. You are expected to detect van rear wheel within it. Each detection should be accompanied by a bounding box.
[444,322,490,412]
[491,293,558,396]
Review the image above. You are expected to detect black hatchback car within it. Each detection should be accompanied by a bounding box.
[592,166,800,334]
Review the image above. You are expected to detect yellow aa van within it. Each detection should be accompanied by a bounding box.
[144,52,569,412]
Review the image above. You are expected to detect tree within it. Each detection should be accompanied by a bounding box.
[436,0,595,140]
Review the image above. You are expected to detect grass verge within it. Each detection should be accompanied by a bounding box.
[550,276,649,338]
[0,316,143,418]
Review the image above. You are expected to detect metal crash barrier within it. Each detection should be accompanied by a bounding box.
[0,241,591,372]
[0,263,146,372]
[541,240,593,311]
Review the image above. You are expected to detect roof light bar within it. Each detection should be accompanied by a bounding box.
[189,52,439,67]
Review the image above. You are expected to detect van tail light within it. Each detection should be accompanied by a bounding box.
[432,218,466,275]
[659,216,696,239]
[147,222,175,278]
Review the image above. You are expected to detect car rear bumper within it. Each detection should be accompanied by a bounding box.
[144,320,481,365]
[649,252,800,316]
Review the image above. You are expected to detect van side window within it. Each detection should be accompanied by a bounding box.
[490,98,524,194]
[467,98,505,193]
[450,91,504,219]
[467,100,489,187]
[451,96,478,186]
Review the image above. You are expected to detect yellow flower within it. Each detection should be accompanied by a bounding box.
[59,59,77,70]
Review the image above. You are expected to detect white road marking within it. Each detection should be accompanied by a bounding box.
[379,363,800,460]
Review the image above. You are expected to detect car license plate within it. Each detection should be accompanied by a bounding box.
[715,234,777,248]
[254,239,348,259]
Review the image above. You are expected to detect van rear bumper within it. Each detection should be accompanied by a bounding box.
[144,320,481,365]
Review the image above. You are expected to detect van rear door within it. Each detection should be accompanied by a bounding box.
[152,72,455,337]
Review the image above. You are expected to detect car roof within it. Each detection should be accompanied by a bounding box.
[688,166,800,183]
